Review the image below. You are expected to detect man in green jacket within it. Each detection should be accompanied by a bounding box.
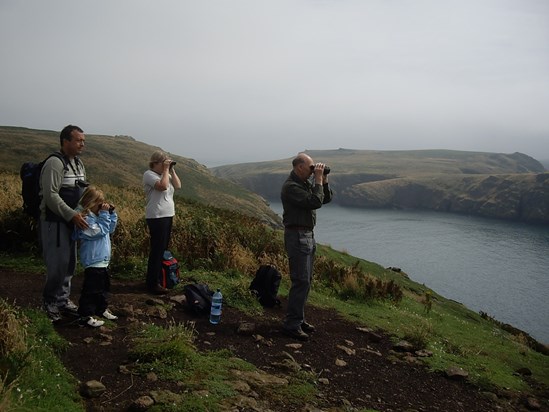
[281,153,333,341]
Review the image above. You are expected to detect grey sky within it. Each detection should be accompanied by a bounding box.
[1,1,548,166]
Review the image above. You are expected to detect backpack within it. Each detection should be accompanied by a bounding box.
[20,152,66,219]
[249,264,282,308]
[160,250,180,289]
[183,283,213,316]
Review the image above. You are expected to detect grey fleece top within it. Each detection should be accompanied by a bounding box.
[39,153,86,222]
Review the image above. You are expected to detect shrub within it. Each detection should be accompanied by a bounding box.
[0,173,287,280]
[314,256,403,303]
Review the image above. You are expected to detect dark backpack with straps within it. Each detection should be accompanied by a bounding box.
[250,265,282,308]
[20,152,66,219]
[183,283,213,316]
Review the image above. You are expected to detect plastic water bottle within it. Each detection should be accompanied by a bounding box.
[209,289,222,324]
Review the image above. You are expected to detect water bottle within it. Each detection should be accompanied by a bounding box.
[209,288,223,324]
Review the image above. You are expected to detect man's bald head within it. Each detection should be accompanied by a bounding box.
[292,153,314,181]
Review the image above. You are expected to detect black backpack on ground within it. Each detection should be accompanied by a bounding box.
[159,250,180,289]
[250,264,282,308]
[20,152,66,219]
[183,283,213,316]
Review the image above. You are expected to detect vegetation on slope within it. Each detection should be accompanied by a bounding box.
[0,126,279,226]
[0,169,548,410]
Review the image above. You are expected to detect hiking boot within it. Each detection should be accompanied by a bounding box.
[102,309,118,320]
[43,303,61,322]
[301,322,315,333]
[148,284,169,295]
[59,299,79,316]
[282,327,309,341]
[80,316,105,328]
[63,299,79,311]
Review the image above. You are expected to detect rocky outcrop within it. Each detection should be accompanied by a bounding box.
[339,173,549,224]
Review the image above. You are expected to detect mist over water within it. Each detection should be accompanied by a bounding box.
[269,202,549,344]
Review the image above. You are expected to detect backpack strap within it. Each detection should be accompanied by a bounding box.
[46,151,68,170]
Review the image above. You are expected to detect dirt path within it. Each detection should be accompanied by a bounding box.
[0,269,527,411]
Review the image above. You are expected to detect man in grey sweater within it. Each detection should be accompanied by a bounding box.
[280,153,333,341]
[40,125,89,321]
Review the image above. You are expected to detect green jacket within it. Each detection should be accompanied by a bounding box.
[281,170,333,229]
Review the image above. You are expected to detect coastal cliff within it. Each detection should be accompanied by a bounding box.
[339,173,549,223]
[211,149,549,224]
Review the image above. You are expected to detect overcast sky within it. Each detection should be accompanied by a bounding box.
[1,1,548,166]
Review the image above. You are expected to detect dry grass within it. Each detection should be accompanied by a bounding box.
[0,300,27,358]
[0,374,15,412]
[0,299,28,411]
[314,256,403,302]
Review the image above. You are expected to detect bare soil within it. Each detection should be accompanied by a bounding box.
[0,268,545,411]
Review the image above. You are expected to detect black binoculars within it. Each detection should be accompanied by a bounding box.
[76,179,90,188]
[310,164,331,175]
[170,161,177,168]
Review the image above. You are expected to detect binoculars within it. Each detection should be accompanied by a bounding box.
[309,165,331,175]
[76,179,90,188]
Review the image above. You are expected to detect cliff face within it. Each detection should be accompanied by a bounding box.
[339,173,549,223]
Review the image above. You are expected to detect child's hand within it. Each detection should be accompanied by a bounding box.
[100,202,110,211]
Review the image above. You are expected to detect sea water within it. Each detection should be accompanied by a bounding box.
[269,202,549,344]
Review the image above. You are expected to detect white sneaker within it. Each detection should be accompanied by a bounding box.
[102,309,118,320]
[84,317,105,328]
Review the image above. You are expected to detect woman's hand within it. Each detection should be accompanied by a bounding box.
[162,159,172,172]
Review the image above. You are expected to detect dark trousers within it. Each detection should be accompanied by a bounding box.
[40,220,77,306]
[283,229,316,330]
[146,217,173,289]
[78,267,111,317]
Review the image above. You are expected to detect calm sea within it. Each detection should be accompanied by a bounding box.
[269,201,549,344]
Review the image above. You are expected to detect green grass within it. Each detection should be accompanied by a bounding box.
[0,303,83,412]
[0,252,46,274]
[308,280,549,392]
[126,322,315,412]
[213,148,545,178]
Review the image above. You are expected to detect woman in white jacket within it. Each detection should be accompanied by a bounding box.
[143,150,181,294]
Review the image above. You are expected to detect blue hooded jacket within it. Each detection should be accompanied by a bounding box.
[74,209,118,268]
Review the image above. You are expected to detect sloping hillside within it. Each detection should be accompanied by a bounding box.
[0,126,280,226]
[211,148,549,224]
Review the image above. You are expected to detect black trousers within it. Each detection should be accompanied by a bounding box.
[78,267,111,317]
[146,217,173,289]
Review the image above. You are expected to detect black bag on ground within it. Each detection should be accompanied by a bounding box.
[160,250,180,289]
[20,152,66,219]
[183,283,213,316]
[250,264,282,308]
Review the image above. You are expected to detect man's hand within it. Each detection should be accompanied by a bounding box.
[313,163,325,184]
[71,213,89,230]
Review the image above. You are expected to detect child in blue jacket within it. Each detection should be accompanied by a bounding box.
[74,186,118,327]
